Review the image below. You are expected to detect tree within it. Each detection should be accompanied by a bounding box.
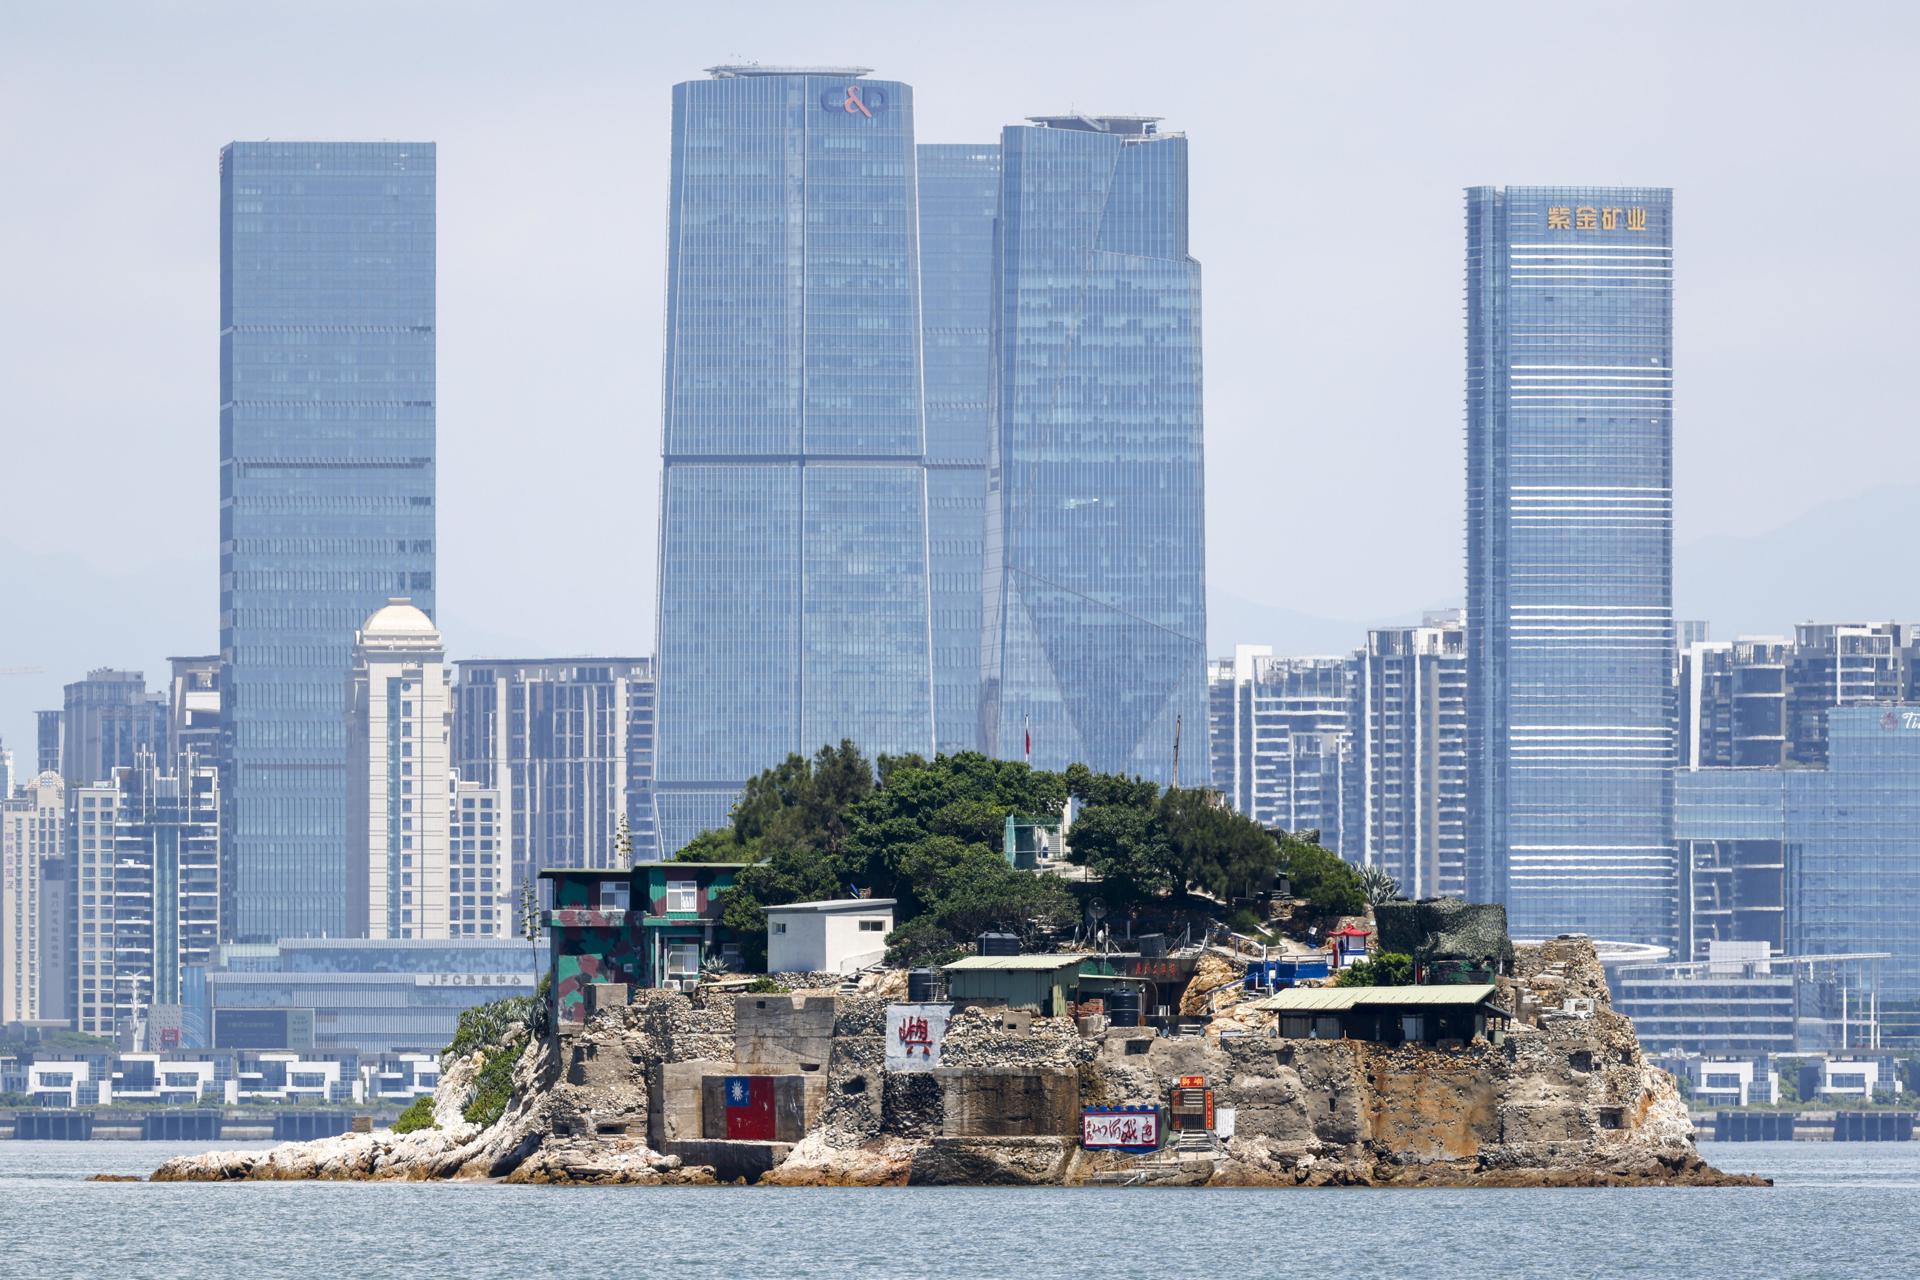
[1157,788,1284,902]
[1279,832,1366,917]
[614,814,634,863]
[1335,951,1415,987]
[1067,803,1176,904]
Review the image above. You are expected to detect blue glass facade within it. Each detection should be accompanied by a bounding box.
[653,71,934,853]
[1787,708,1920,1008]
[917,144,1000,755]
[220,142,436,942]
[1465,186,1676,947]
[979,119,1207,784]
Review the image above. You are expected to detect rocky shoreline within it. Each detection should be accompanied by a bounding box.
[150,939,1766,1189]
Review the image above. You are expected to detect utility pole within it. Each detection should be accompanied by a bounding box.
[1172,713,1182,789]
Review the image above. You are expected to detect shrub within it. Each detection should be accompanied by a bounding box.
[462,1040,527,1129]
[743,975,787,994]
[392,1094,436,1134]
[1227,908,1266,936]
[1334,951,1415,987]
[445,994,537,1062]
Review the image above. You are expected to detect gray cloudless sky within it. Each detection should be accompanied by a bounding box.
[2,0,1917,756]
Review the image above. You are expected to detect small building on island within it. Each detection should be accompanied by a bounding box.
[1256,983,1511,1046]
[541,861,747,1025]
[766,899,896,975]
[942,954,1089,1018]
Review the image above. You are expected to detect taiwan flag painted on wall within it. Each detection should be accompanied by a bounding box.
[723,1075,775,1141]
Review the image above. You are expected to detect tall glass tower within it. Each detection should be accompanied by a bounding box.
[220,142,436,941]
[980,116,1208,785]
[917,143,1001,755]
[653,68,934,853]
[1465,185,1676,947]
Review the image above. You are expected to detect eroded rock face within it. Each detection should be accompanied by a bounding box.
[150,939,1761,1188]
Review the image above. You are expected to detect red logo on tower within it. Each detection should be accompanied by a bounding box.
[821,84,887,117]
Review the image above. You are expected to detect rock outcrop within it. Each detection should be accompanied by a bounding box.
[151,940,1762,1188]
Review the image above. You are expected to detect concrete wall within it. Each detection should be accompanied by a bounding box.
[935,1066,1079,1138]
[734,993,838,1073]
[699,1073,826,1142]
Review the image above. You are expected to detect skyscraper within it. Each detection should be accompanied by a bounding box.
[220,141,436,941]
[60,669,167,786]
[917,143,1001,755]
[1465,186,1676,947]
[1354,614,1468,899]
[1,771,64,1023]
[347,600,451,940]
[452,658,656,891]
[653,67,934,852]
[1206,650,1351,847]
[980,115,1208,784]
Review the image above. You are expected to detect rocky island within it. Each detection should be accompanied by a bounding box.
[152,935,1760,1189]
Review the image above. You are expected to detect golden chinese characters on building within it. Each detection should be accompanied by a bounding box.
[1547,205,1648,232]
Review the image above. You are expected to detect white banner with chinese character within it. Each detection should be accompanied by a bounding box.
[884,1003,951,1072]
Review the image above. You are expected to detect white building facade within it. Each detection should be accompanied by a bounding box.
[767,899,896,975]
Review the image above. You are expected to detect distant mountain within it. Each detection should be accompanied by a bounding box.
[1677,485,1920,639]
[1206,586,1442,659]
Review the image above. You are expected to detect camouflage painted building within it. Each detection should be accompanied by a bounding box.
[540,861,745,1025]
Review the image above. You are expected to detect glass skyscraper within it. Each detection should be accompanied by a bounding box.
[917,143,1000,755]
[979,116,1208,785]
[653,68,934,853]
[1465,185,1676,947]
[220,142,436,941]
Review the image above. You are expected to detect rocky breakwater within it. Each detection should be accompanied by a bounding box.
[153,941,1761,1189]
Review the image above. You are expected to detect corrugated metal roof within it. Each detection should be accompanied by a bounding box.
[1253,983,1500,1012]
[942,954,1089,972]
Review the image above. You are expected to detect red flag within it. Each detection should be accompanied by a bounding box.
[1024,714,1031,760]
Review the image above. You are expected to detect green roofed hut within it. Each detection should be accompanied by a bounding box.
[941,954,1091,1018]
[1253,984,1511,1046]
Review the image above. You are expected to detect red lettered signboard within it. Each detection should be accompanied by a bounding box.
[723,1076,775,1141]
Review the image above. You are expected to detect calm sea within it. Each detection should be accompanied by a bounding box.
[0,1140,1913,1279]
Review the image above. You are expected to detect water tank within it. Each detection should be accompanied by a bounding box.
[1106,987,1143,1027]
[977,931,1022,957]
[1138,933,1167,958]
[907,968,941,1002]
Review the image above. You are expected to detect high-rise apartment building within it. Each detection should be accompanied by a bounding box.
[166,656,224,766]
[60,669,167,786]
[1354,613,1469,898]
[1206,650,1351,849]
[452,658,656,893]
[653,67,935,852]
[220,141,436,941]
[1465,185,1677,947]
[2,772,65,1023]
[448,775,508,939]
[1680,637,1789,768]
[918,143,1001,754]
[35,710,62,776]
[347,601,452,939]
[980,115,1208,783]
[1785,622,1919,765]
[71,755,221,1038]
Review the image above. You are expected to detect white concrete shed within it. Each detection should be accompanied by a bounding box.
[766,898,897,975]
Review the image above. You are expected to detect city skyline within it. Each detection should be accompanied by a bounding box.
[7,2,1919,753]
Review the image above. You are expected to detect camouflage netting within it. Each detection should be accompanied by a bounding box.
[1374,900,1514,974]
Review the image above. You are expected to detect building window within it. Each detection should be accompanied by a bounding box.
[666,880,698,913]
[772,922,787,935]
[858,919,885,931]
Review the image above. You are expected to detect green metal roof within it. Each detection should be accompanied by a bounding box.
[942,953,1090,972]
[1254,983,1500,1012]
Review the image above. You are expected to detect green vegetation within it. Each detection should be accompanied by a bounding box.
[675,742,1367,959]
[1358,865,1401,907]
[0,1027,115,1057]
[444,994,537,1062]
[392,1094,437,1134]
[1334,952,1416,987]
[462,1040,526,1128]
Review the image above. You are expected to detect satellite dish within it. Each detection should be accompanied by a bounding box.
[1088,900,1108,921]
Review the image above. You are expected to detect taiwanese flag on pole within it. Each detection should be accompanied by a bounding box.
[723,1075,775,1140]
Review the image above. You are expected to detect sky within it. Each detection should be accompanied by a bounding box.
[2,0,1918,761]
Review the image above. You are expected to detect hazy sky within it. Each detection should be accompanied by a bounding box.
[3,1,1917,759]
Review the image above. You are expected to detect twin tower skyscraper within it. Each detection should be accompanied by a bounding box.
[216,70,1210,939]
[650,67,1211,851]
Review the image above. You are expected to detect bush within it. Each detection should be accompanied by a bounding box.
[1334,951,1415,987]
[392,1094,437,1134]
[885,915,964,968]
[1227,908,1266,936]
[445,994,537,1062]
[462,1040,527,1129]
[743,975,787,994]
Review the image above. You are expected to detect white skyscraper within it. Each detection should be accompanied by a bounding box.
[348,600,453,940]
[2,771,65,1023]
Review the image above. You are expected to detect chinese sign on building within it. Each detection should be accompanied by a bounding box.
[1546,206,1648,232]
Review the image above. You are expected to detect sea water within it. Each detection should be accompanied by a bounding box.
[1,1140,1914,1279]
